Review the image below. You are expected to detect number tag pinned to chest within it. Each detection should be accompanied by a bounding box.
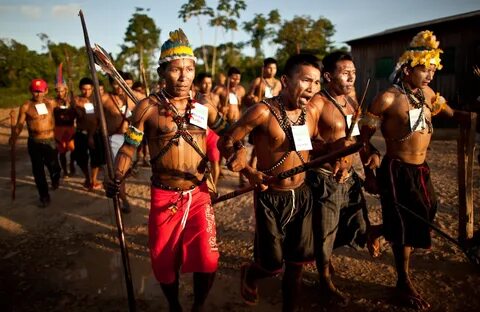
[291,124,312,151]
[35,103,48,115]
[264,86,273,99]
[84,103,95,114]
[228,92,238,105]
[189,104,208,129]
[409,108,425,132]
[345,115,360,136]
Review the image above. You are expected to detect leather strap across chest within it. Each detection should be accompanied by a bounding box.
[149,93,208,167]
[260,97,306,174]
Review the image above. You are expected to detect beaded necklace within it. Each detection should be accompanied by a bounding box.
[160,89,194,130]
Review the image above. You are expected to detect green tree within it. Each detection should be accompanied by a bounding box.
[178,0,214,72]
[209,0,246,77]
[242,9,280,58]
[118,7,160,84]
[274,16,335,61]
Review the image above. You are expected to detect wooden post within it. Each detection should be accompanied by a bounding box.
[457,112,477,243]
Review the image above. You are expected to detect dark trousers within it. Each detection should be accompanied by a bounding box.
[27,138,61,199]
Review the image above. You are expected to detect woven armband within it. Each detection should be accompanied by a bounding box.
[210,114,231,136]
[124,125,144,147]
[430,93,446,116]
[360,112,382,129]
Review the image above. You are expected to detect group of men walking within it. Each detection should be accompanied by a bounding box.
[11,27,468,311]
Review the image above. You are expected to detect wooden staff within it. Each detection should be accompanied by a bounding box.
[139,53,150,97]
[63,48,76,106]
[345,78,370,139]
[79,10,136,311]
[213,142,364,204]
[257,67,264,103]
[10,109,16,201]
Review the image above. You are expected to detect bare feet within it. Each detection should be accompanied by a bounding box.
[396,280,430,310]
[319,277,349,307]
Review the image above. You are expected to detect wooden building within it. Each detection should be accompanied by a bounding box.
[346,10,480,112]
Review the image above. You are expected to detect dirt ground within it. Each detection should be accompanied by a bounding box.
[1,107,480,312]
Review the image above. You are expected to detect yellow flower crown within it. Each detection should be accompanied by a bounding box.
[397,30,443,70]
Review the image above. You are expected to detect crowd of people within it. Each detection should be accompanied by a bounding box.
[9,28,470,311]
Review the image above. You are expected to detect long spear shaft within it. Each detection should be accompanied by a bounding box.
[10,110,16,201]
[345,78,370,139]
[213,142,364,204]
[78,10,136,311]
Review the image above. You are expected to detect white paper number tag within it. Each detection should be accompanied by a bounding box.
[189,104,208,129]
[345,115,360,137]
[228,92,238,105]
[120,105,132,118]
[84,103,95,114]
[291,125,312,151]
[264,86,273,99]
[35,103,48,115]
[409,108,425,132]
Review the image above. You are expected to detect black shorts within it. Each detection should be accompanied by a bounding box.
[253,183,314,273]
[73,131,106,168]
[90,132,106,167]
[377,156,437,248]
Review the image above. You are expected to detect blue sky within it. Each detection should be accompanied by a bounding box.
[1,0,479,58]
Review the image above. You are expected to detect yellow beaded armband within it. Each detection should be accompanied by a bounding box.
[360,111,382,129]
[124,125,144,147]
[430,93,446,116]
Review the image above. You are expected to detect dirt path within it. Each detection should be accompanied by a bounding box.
[1,108,480,311]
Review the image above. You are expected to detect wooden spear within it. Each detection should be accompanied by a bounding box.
[10,109,16,201]
[345,78,370,139]
[79,10,136,311]
[213,142,364,204]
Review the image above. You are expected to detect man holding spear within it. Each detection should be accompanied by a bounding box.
[361,30,471,310]
[305,51,380,305]
[218,53,323,311]
[9,79,61,207]
[106,29,239,312]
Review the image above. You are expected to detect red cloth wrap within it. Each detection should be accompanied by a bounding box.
[149,182,219,283]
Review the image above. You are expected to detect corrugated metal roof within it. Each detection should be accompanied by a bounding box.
[346,10,480,44]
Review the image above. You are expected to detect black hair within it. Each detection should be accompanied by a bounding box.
[132,81,144,90]
[195,72,212,84]
[284,54,321,77]
[121,71,133,81]
[322,51,353,74]
[227,67,241,76]
[263,57,277,67]
[79,77,94,88]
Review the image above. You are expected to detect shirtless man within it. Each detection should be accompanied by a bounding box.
[195,72,221,185]
[306,51,380,305]
[73,77,105,190]
[214,67,245,123]
[10,79,61,207]
[361,30,468,310]
[105,29,235,312]
[101,72,137,212]
[218,54,322,312]
[53,81,76,177]
[244,58,283,170]
[245,57,282,107]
